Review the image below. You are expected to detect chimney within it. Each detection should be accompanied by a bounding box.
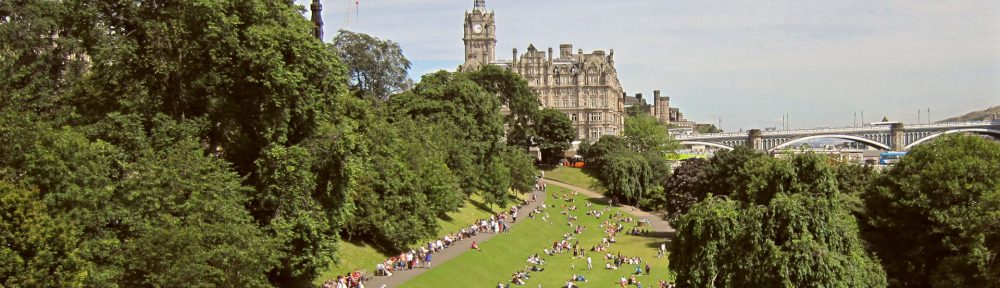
[547,47,553,62]
[512,48,518,65]
[578,49,583,60]
[559,44,572,59]
[653,91,659,118]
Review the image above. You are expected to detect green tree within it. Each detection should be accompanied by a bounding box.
[535,108,575,164]
[598,150,652,206]
[662,158,710,218]
[0,116,279,287]
[694,124,723,133]
[501,146,538,195]
[862,134,1000,287]
[346,117,464,250]
[332,29,412,100]
[0,183,84,287]
[465,65,540,150]
[119,137,278,287]
[579,135,628,173]
[670,154,887,288]
[623,113,677,155]
[703,146,767,197]
[390,71,504,195]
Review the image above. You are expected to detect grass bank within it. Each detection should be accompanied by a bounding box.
[541,166,605,193]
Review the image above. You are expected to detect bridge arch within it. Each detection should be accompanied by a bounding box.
[767,134,891,152]
[903,128,1000,150]
[679,141,735,151]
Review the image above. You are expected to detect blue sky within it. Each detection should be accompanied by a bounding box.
[300,0,1000,131]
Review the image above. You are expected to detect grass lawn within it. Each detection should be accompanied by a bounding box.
[542,166,605,193]
[400,185,672,288]
[667,153,707,161]
[314,193,526,285]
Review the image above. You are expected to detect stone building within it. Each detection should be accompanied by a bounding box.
[459,0,625,141]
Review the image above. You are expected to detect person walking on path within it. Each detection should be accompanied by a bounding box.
[424,253,432,268]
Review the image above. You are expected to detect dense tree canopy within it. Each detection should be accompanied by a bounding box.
[332,29,412,100]
[535,108,575,164]
[465,65,540,150]
[862,135,1000,287]
[669,154,887,288]
[622,113,677,155]
[662,158,709,218]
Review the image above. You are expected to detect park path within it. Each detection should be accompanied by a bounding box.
[363,188,547,288]
[541,178,675,235]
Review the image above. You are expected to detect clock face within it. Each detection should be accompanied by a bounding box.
[473,24,483,33]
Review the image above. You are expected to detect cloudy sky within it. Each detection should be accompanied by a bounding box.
[301,0,1000,131]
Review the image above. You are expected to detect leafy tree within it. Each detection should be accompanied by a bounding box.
[0,0,87,119]
[598,150,653,206]
[694,124,723,133]
[662,158,710,218]
[622,113,677,155]
[580,135,628,173]
[390,71,504,195]
[465,65,539,150]
[345,113,465,250]
[332,29,412,100]
[501,146,538,195]
[669,197,746,287]
[703,146,767,197]
[0,116,278,287]
[0,183,84,287]
[670,154,887,288]
[625,104,651,117]
[862,134,1000,287]
[119,137,278,287]
[535,108,575,164]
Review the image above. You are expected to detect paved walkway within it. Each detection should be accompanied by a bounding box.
[365,178,675,288]
[364,188,548,288]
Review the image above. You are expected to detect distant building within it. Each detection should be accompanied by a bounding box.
[459,0,624,141]
[458,0,703,140]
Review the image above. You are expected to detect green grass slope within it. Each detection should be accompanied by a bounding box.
[401,186,671,288]
[542,166,605,193]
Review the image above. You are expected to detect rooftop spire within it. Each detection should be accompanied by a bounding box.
[310,0,323,40]
[474,0,485,11]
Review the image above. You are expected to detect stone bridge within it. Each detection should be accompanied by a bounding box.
[674,121,1000,152]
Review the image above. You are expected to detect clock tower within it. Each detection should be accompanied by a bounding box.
[461,0,496,71]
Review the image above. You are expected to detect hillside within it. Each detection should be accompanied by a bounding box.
[937,105,1000,122]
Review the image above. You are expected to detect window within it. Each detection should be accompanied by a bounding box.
[589,113,603,122]
[571,113,578,122]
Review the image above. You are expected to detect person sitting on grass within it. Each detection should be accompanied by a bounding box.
[530,264,545,272]
[606,262,618,270]
[512,274,525,285]
[573,274,587,282]
[565,280,577,288]
[471,241,481,251]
